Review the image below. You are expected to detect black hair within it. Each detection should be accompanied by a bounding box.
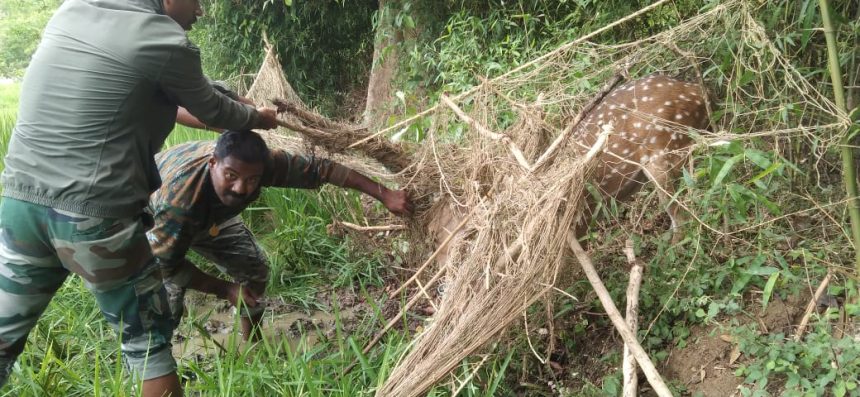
[213,130,269,164]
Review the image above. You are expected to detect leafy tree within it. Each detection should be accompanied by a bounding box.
[0,0,61,78]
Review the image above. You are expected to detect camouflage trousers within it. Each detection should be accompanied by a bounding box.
[0,198,175,384]
[159,216,269,325]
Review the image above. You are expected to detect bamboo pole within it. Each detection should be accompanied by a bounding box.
[819,0,860,274]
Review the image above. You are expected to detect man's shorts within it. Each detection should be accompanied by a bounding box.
[0,198,176,382]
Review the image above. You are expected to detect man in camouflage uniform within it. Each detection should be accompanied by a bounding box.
[0,0,278,395]
[148,130,412,340]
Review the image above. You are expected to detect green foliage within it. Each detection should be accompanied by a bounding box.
[190,0,377,114]
[733,314,860,397]
[398,0,705,95]
[0,0,61,78]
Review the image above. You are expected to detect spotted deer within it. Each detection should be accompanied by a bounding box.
[426,74,709,261]
[572,74,709,243]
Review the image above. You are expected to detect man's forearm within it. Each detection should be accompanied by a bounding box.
[176,107,223,132]
[336,169,389,202]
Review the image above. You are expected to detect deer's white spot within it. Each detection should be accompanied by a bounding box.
[674,114,684,120]
[657,108,664,113]
[633,122,642,128]
[611,143,619,149]
[640,155,650,163]
[649,136,658,144]
[621,114,628,120]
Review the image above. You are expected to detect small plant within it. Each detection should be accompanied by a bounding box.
[733,315,860,397]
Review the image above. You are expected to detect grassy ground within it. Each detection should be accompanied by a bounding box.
[0,89,512,396]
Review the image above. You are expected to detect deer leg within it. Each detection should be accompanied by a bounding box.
[642,161,687,244]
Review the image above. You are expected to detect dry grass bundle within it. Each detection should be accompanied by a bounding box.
[240,0,850,395]
[372,1,847,395]
[244,44,397,181]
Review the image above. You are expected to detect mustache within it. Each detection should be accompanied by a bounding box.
[225,192,248,201]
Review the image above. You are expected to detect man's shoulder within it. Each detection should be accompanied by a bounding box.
[151,140,215,210]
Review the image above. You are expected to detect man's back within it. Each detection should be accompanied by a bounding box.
[2,0,258,218]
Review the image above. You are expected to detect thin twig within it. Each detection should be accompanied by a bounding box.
[338,221,406,232]
[530,73,624,172]
[794,272,832,342]
[347,0,675,149]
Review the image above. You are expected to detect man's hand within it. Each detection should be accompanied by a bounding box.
[221,282,260,309]
[255,107,279,130]
[382,189,414,217]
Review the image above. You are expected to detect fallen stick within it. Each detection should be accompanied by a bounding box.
[275,118,412,173]
[345,0,677,150]
[793,272,832,342]
[338,221,406,232]
[272,98,365,133]
[567,233,672,397]
[622,238,644,397]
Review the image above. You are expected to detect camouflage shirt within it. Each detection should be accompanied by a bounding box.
[147,140,350,287]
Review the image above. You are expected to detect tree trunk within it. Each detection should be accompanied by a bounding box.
[364,0,403,128]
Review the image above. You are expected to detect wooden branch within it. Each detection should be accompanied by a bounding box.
[622,238,644,397]
[275,118,412,172]
[439,95,534,172]
[531,74,624,172]
[567,233,672,397]
[338,221,406,232]
[793,272,832,342]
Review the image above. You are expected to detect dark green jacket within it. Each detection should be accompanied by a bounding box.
[2,0,261,218]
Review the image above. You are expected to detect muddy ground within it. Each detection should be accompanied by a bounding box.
[170,271,812,396]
